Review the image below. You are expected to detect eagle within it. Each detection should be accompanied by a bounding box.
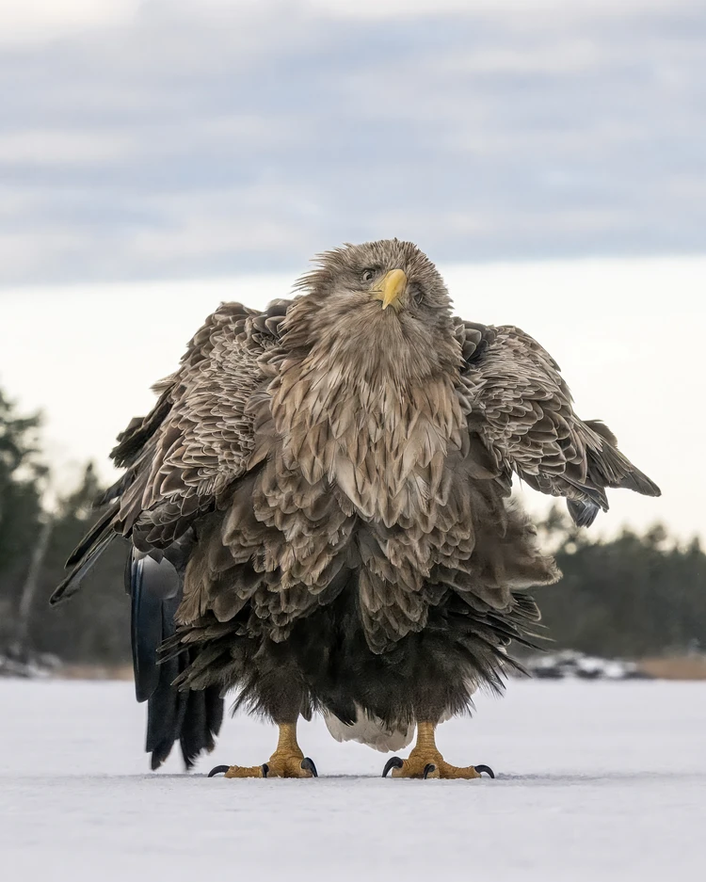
[52,240,660,779]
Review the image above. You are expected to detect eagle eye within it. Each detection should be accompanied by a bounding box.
[410,284,424,306]
[361,268,375,283]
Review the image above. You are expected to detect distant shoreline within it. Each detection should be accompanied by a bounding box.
[45,655,706,683]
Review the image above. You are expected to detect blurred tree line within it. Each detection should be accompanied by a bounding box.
[534,509,706,657]
[0,382,703,665]
[0,388,129,664]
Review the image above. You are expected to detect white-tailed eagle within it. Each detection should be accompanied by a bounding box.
[53,240,660,779]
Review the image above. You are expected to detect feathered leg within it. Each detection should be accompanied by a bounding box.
[382,722,494,780]
[209,720,318,779]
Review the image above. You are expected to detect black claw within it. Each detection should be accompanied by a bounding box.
[474,764,495,779]
[382,756,404,777]
[423,763,436,779]
[301,757,318,777]
[208,765,230,778]
[261,764,269,778]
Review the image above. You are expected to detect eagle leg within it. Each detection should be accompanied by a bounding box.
[381,722,494,780]
[208,722,318,779]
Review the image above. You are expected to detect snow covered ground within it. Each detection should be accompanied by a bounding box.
[1,679,704,881]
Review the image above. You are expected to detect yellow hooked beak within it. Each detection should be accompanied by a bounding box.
[371,269,407,311]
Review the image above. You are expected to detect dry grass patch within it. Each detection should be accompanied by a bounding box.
[638,656,706,680]
[57,663,133,681]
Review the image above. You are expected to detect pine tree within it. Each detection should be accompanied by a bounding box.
[27,463,131,665]
[0,389,47,646]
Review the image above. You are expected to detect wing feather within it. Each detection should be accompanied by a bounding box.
[453,319,660,526]
[51,299,292,603]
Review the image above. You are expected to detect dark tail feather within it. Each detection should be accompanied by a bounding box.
[146,644,189,770]
[130,554,179,701]
[129,551,224,770]
[180,685,224,769]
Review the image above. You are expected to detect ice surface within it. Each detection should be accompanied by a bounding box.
[1,678,705,881]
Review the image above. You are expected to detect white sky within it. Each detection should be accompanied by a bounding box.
[0,255,699,541]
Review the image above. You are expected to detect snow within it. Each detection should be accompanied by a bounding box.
[1,679,704,881]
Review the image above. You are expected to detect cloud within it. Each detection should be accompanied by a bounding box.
[1,0,141,45]
[311,0,704,21]
[0,0,704,285]
[0,130,134,165]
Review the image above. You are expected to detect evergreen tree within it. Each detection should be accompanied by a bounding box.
[535,506,706,657]
[0,389,46,645]
[27,463,131,664]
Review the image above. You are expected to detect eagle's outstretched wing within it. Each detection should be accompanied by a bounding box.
[51,299,291,770]
[51,298,292,604]
[453,319,661,526]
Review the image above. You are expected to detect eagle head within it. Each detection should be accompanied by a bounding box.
[287,239,461,385]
